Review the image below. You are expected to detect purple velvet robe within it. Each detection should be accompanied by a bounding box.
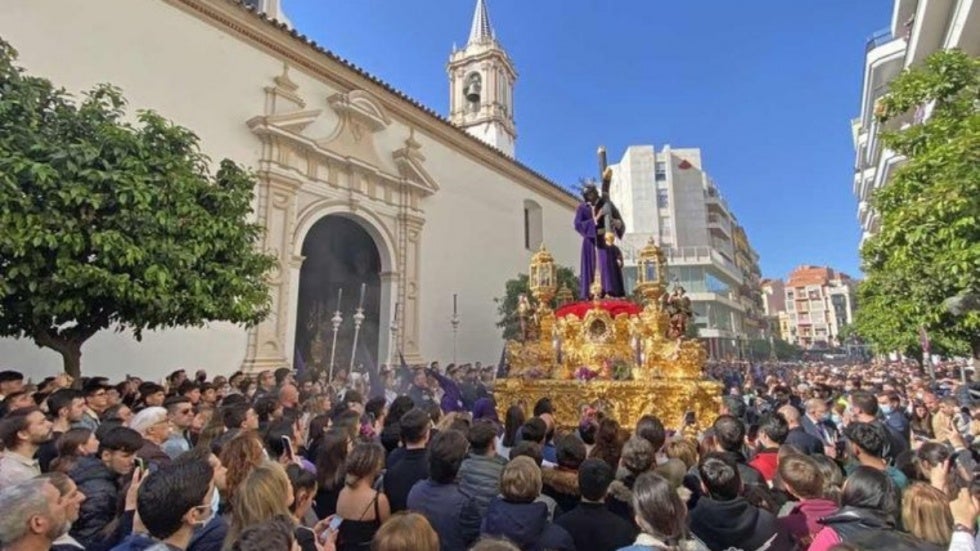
[574,202,625,298]
[574,202,597,299]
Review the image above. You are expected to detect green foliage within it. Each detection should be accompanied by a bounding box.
[856,50,980,360]
[495,266,579,340]
[0,39,276,376]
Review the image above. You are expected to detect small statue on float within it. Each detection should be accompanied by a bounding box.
[662,285,693,340]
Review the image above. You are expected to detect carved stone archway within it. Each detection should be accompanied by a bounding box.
[240,65,436,373]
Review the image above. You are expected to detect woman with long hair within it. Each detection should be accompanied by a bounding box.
[619,471,708,550]
[49,428,99,474]
[219,431,266,505]
[370,512,439,551]
[304,413,332,462]
[498,405,525,458]
[901,483,953,547]
[314,428,352,520]
[225,462,319,551]
[335,442,390,551]
[808,466,942,551]
[909,401,934,442]
[588,417,624,470]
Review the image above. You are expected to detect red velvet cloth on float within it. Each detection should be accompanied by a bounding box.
[555,299,642,319]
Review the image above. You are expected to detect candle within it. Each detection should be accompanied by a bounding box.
[358,283,366,309]
[453,294,458,317]
[336,288,343,312]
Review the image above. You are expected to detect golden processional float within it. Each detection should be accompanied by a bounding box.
[494,240,721,430]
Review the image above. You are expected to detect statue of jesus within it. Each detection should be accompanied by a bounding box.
[574,147,625,299]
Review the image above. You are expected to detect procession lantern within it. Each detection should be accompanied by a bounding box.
[636,238,668,303]
[529,243,557,306]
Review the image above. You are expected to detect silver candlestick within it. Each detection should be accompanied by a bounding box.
[389,303,400,368]
[349,307,366,373]
[451,314,460,364]
[328,309,343,383]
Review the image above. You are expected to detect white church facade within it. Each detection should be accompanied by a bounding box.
[0,0,579,379]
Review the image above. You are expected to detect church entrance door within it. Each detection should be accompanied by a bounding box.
[295,215,381,382]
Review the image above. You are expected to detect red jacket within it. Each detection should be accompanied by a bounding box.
[749,449,779,482]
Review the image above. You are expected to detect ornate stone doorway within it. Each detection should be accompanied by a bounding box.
[296,215,382,379]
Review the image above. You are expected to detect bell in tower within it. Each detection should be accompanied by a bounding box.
[463,73,483,105]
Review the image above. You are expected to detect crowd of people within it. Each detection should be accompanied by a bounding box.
[0,357,978,551]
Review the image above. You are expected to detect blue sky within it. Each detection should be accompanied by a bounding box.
[285,0,893,280]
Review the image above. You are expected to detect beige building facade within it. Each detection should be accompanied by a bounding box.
[0,0,579,379]
[777,266,858,349]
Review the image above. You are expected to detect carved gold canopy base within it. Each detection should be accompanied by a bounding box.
[493,377,721,431]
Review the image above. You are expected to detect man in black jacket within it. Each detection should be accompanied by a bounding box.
[383,408,430,512]
[779,404,823,456]
[689,453,793,551]
[712,415,767,488]
[555,459,636,551]
[850,391,908,462]
[68,426,143,550]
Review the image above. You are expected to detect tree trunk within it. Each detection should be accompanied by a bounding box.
[61,342,82,379]
[34,328,86,379]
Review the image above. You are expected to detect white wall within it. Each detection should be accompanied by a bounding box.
[0,0,577,378]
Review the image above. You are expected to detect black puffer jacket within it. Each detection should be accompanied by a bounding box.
[819,506,944,551]
[68,456,121,548]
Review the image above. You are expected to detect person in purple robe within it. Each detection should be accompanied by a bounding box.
[574,183,625,299]
[429,365,465,413]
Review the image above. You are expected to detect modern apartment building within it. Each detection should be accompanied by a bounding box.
[853,0,980,242]
[776,266,858,349]
[609,145,765,360]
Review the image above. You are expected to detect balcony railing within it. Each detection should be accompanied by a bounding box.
[865,28,895,52]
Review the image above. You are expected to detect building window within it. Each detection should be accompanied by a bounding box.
[655,161,666,181]
[657,189,669,208]
[523,208,530,249]
[523,199,543,251]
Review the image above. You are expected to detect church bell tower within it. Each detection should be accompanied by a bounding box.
[448,0,517,157]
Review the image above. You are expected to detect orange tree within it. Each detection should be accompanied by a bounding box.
[0,40,276,377]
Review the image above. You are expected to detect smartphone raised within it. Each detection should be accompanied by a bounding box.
[319,516,343,543]
[281,435,295,461]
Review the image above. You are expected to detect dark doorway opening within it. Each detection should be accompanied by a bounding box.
[295,216,381,381]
